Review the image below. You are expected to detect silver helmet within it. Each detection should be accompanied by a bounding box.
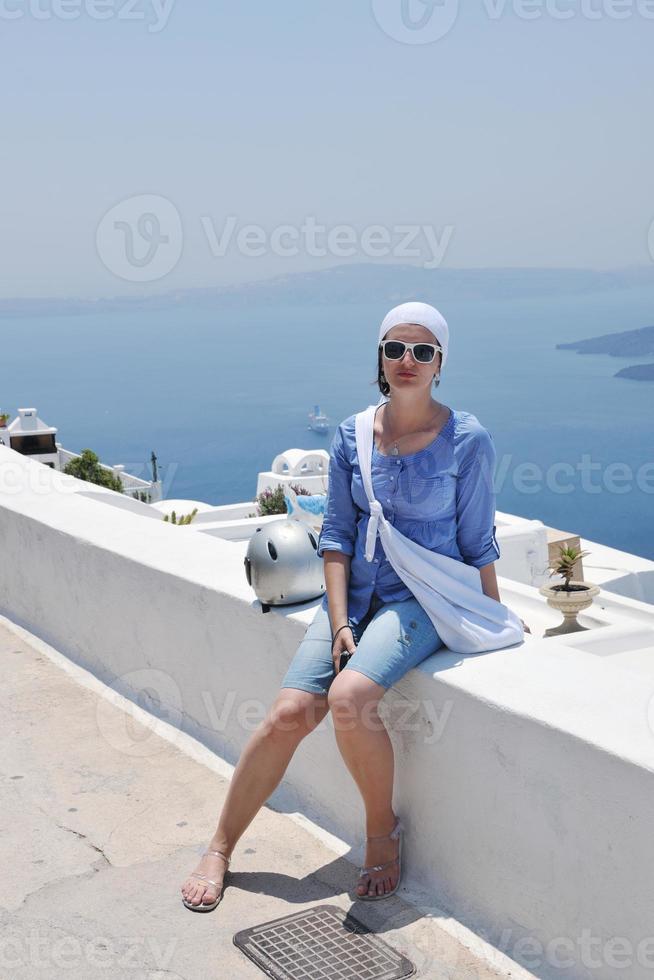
[244,519,325,608]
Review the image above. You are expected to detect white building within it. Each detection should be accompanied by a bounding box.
[0,407,59,466]
[0,407,162,502]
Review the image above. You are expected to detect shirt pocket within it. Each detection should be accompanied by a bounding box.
[408,474,446,507]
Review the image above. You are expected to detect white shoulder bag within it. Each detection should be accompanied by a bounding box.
[355,404,525,654]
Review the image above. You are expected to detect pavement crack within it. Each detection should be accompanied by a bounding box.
[16,861,110,910]
[31,802,112,866]
[54,822,112,866]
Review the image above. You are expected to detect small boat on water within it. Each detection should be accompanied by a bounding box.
[307,404,330,434]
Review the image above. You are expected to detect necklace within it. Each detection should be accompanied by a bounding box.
[381,404,446,456]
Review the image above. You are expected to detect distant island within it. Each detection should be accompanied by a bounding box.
[1,263,654,318]
[556,324,654,357]
[614,363,654,380]
[557,324,654,381]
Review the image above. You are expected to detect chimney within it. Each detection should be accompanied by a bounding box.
[17,408,39,431]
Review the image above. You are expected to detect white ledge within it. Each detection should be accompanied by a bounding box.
[2,443,653,980]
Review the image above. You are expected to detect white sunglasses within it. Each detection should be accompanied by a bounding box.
[379,340,442,364]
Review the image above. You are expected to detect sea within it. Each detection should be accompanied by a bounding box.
[1,283,653,561]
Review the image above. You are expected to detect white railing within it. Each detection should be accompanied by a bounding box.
[57,446,162,502]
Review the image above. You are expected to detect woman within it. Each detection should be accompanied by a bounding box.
[181,301,528,911]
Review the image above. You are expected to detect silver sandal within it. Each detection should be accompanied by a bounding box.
[182,848,231,912]
[356,816,404,901]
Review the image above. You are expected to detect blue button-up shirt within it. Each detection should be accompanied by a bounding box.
[317,407,501,626]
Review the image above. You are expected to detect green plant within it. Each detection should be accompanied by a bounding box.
[62,448,124,493]
[546,544,591,590]
[163,507,198,525]
[253,482,310,517]
[0,412,10,424]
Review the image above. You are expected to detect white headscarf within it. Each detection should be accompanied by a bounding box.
[377,302,449,405]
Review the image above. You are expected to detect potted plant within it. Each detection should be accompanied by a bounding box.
[253,482,310,517]
[0,412,10,428]
[539,544,600,635]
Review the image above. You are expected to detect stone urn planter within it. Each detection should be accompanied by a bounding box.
[539,544,600,636]
[539,580,600,635]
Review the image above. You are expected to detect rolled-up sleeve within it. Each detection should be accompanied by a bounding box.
[317,423,358,558]
[455,427,501,568]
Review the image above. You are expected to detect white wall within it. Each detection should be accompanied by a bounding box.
[2,443,654,980]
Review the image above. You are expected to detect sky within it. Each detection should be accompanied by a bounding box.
[1,0,653,298]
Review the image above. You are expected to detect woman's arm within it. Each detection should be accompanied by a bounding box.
[317,422,358,633]
[323,552,351,633]
[455,426,501,570]
[480,561,530,632]
[456,427,530,633]
[479,561,501,602]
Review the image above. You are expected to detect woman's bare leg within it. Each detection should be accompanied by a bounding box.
[327,671,400,899]
[182,688,329,907]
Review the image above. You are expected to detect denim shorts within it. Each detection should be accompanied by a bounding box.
[280,593,444,695]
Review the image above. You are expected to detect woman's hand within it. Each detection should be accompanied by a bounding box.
[332,626,357,675]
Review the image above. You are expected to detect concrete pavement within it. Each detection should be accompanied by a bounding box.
[0,613,535,980]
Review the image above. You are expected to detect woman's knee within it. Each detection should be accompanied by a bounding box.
[327,672,386,731]
[262,690,329,741]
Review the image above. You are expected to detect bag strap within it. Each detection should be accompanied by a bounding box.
[355,405,384,562]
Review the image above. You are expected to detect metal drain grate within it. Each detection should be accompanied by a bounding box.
[233,903,416,980]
